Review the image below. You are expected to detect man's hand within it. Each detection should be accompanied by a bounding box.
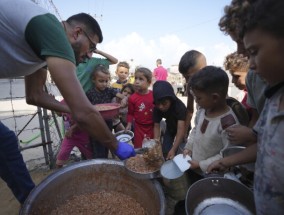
[25,67,70,113]
[115,142,136,160]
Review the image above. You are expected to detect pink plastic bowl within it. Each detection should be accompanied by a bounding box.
[94,103,120,120]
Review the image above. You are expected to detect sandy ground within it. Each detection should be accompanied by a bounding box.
[0,168,54,215]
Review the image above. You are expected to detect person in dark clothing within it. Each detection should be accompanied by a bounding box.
[153,81,187,160]
[178,50,207,141]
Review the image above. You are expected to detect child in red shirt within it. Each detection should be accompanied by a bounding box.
[126,67,154,148]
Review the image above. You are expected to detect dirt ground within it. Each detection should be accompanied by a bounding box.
[0,168,54,215]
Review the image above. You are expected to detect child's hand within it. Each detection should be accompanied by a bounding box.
[183,149,192,157]
[207,159,228,173]
[65,128,73,138]
[166,148,176,160]
[65,125,76,138]
[120,97,128,108]
[189,160,199,169]
[125,124,131,131]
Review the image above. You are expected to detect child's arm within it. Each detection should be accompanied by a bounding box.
[183,125,196,157]
[116,92,124,100]
[153,123,161,140]
[114,122,125,132]
[226,125,257,146]
[198,127,233,173]
[125,96,134,131]
[207,143,257,173]
[167,120,185,160]
[125,122,132,131]
[115,92,128,107]
[94,49,118,65]
[183,107,201,157]
[184,93,195,140]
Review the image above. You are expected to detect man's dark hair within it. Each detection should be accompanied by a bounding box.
[241,0,284,39]
[67,13,103,43]
[178,50,203,75]
[189,66,229,97]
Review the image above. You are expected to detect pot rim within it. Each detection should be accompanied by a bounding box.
[21,159,165,214]
[185,177,255,215]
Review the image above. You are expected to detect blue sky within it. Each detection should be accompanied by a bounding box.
[50,0,236,72]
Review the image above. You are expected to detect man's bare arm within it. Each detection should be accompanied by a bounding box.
[25,68,70,113]
[31,57,118,152]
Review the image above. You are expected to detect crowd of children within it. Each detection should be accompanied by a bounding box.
[53,0,283,214]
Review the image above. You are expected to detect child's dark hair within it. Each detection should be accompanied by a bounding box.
[91,64,110,78]
[135,67,152,83]
[241,0,284,39]
[219,0,257,37]
[189,66,229,97]
[178,50,204,75]
[121,83,135,94]
[156,96,173,104]
[117,61,130,70]
[67,13,103,43]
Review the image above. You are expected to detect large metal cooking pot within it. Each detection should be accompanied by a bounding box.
[20,159,165,215]
[185,177,255,215]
